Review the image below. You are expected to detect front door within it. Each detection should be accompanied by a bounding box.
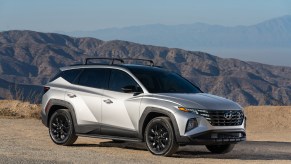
[101,69,143,138]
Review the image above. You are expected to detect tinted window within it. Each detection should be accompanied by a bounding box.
[78,68,109,89]
[50,69,82,83]
[62,69,82,84]
[128,67,202,93]
[109,69,138,92]
[49,71,61,82]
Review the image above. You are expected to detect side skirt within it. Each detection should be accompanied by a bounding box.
[76,134,142,142]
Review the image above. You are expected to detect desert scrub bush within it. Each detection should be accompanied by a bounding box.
[8,84,42,104]
[0,100,41,119]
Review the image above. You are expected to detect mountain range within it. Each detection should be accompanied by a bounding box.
[66,15,291,48]
[65,15,291,66]
[0,30,291,106]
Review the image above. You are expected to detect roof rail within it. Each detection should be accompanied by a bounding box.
[84,57,154,66]
[85,58,124,65]
[123,58,154,66]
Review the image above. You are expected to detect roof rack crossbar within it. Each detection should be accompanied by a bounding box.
[84,57,154,66]
[122,58,154,66]
[85,58,124,65]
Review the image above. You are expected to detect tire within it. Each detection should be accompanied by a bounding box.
[206,144,235,154]
[145,117,179,156]
[49,109,78,146]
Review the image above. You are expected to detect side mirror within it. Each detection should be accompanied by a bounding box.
[121,85,136,93]
[121,85,143,93]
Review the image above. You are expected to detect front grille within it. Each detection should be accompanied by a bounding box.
[197,110,244,126]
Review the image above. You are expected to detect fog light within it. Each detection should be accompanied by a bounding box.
[186,118,198,132]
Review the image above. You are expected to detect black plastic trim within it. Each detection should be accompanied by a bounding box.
[43,99,78,130]
[76,124,138,138]
[138,107,188,143]
[76,124,101,134]
[77,134,142,142]
[101,124,138,138]
[41,110,47,126]
[182,129,246,145]
[191,129,246,138]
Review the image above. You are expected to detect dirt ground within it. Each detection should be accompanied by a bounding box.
[1,119,291,163]
[245,106,291,142]
[0,101,291,163]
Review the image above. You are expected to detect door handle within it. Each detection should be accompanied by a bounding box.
[103,99,113,104]
[67,93,76,98]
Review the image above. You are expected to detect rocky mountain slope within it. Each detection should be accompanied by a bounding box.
[0,30,291,106]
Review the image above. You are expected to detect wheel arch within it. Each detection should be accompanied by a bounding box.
[138,107,185,142]
[45,99,77,129]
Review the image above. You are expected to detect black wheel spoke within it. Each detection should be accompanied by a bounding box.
[50,114,70,142]
[63,125,69,131]
[161,142,166,148]
[49,109,78,146]
[155,125,158,134]
[147,122,171,153]
[61,134,66,140]
[150,128,155,135]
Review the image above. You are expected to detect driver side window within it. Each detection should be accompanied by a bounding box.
[108,69,140,93]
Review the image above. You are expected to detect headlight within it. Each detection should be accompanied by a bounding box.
[178,107,199,115]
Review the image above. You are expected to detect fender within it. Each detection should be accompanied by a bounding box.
[43,99,78,131]
[138,107,190,143]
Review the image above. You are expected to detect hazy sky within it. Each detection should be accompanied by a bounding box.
[1,0,291,32]
[1,0,291,67]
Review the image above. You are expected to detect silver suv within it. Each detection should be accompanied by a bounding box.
[41,58,246,156]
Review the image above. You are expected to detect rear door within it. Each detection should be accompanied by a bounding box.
[65,68,109,132]
[101,69,143,138]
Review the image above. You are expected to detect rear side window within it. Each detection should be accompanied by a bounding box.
[62,69,82,84]
[50,69,82,84]
[49,71,61,82]
[77,68,109,89]
[108,69,138,92]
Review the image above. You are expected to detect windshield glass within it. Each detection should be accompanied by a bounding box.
[128,67,202,93]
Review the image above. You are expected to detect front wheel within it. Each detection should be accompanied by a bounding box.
[49,109,78,145]
[145,117,178,156]
[206,144,235,154]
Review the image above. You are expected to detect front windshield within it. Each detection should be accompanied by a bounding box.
[128,67,202,93]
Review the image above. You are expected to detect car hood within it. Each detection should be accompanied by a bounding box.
[154,93,242,110]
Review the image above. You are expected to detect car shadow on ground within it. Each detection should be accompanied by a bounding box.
[72,141,291,160]
[175,141,291,160]
[72,141,148,151]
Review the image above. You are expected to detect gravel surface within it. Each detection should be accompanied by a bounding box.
[0,119,291,164]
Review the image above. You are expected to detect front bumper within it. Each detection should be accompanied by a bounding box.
[173,109,246,144]
[177,129,246,145]
[188,129,246,145]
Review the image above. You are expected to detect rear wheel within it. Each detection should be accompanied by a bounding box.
[49,109,78,145]
[206,144,235,154]
[145,117,178,156]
